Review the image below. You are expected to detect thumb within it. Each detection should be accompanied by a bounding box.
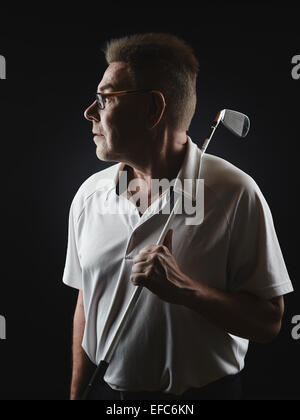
[163,229,173,253]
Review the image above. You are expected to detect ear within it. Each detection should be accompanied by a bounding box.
[147,90,166,129]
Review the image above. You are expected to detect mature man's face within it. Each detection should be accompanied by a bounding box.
[84,62,149,163]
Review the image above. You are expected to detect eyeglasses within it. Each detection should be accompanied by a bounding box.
[95,89,156,110]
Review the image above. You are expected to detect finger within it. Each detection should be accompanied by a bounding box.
[131,261,148,274]
[130,273,148,286]
[142,244,157,253]
[133,251,151,264]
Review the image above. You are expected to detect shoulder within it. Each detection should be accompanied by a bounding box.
[201,153,270,224]
[70,163,120,219]
[201,153,261,199]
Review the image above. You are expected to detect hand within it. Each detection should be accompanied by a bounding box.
[130,229,192,305]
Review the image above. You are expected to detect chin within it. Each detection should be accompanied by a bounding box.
[96,145,118,162]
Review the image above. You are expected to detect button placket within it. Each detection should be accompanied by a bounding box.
[123,188,174,260]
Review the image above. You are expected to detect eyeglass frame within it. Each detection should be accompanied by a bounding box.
[95,89,165,110]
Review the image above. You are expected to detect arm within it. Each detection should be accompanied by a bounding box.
[130,230,285,344]
[180,277,284,343]
[70,291,95,400]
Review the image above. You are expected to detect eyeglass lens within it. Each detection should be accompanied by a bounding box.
[96,94,105,109]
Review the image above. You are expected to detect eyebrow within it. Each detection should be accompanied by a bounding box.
[98,83,115,93]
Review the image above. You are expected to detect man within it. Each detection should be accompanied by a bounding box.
[63,33,293,400]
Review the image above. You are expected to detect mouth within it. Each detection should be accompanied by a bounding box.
[93,132,105,145]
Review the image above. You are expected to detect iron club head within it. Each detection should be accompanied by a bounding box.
[216,109,250,138]
[201,109,250,154]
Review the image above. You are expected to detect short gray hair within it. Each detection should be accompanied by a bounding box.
[103,33,199,131]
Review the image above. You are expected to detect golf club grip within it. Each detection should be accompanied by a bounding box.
[81,360,109,400]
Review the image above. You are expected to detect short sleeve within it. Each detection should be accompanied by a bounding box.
[227,180,293,300]
[62,199,83,290]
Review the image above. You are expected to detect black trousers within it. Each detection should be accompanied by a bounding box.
[86,373,243,400]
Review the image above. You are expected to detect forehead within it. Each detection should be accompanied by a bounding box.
[98,62,132,92]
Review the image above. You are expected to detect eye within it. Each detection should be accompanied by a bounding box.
[106,96,114,103]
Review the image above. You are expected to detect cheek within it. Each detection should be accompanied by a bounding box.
[102,106,123,131]
[104,110,130,138]
[101,111,113,133]
[100,113,124,151]
[102,103,146,142]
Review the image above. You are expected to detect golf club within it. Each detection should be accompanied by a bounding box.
[81,109,250,400]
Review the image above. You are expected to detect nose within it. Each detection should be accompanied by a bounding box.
[84,100,100,122]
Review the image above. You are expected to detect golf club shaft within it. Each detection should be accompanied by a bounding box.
[201,120,221,154]
[98,114,223,373]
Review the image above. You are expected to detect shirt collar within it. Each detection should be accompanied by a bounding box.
[173,136,203,201]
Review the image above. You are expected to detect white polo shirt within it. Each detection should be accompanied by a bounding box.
[62,137,293,395]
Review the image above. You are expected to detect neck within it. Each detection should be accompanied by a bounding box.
[127,131,188,188]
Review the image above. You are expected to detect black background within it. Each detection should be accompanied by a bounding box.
[0,3,299,400]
